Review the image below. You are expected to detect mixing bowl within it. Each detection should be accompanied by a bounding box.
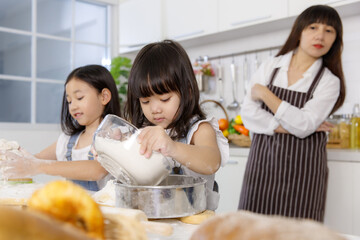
[114,175,207,219]
[93,114,171,186]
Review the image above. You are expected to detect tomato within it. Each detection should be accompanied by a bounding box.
[233,124,249,136]
[234,115,243,125]
[218,118,229,131]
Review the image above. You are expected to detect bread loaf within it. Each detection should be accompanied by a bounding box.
[190,211,345,240]
[0,206,94,240]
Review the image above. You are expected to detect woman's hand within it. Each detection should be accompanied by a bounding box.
[316,121,334,132]
[137,126,176,159]
[0,149,42,178]
[251,83,267,101]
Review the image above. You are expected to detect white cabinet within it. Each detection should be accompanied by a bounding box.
[324,161,353,234]
[215,153,248,213]
[218,0,288,31]
[119,0,162,53]
[288,0,359,16]
[163,0,218,40]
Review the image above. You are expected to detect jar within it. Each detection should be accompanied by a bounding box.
[339,114,350,149]
[327,115,340,143]
[350,104,360,149]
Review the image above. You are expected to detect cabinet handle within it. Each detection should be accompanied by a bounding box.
[172,30,204,40]
[119,43,147,48]
[227,160,239,165]
[231,15,272,27]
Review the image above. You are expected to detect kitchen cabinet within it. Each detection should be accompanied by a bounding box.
[218,0,288,32]
[223,147,360,235]
[163,0,218,40]
[288,0,360,16]
[118,0,162,53]
[215,147,248,213]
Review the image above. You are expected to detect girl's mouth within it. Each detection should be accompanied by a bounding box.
[73,113,82,119]
[154,118,165,123]
[313,44,324,49]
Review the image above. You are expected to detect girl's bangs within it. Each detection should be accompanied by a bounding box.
[305,7,340,30]
[135,58,179,98]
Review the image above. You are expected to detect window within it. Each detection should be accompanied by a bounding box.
[0,0,114,124]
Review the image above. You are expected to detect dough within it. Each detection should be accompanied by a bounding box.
[190,211,345,240]
[179,210,215,224]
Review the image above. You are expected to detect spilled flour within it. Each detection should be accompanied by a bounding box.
[94,134,170,186]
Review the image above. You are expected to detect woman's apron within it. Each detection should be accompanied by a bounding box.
[238,65,328,222]
[65,132,99,191]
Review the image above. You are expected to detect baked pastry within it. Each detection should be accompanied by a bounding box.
[190,211,345,240]
[27,180,105,240]
[0,206,94,240]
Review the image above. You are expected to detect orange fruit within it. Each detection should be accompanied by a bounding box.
[218,118,229,131]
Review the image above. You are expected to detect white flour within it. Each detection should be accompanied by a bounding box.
[94,134,170,186]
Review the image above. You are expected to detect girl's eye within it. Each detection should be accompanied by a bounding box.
[161,97,170,102]
[140,100,149,104]
[77,96,84,101]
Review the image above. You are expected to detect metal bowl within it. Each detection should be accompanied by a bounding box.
[114,175,207,219]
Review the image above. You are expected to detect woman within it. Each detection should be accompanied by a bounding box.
[238,5,345,222]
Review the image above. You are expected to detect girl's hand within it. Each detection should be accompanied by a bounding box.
[0,149,42,178]
[316,121,334,132]
[251,83,267,101]
[137,126,176,158]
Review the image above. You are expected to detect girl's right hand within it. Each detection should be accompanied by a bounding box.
[316,121,334,132]
[137,126,176,159]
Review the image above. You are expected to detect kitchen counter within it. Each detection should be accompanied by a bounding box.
[229,144,360,162]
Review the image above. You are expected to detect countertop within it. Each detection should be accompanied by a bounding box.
[229,144,360,162]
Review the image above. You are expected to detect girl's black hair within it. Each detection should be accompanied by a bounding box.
[61,64,121,135]
[277,5,345,114]
[125,40,205,140]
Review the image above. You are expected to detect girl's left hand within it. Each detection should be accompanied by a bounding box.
[137,126,175,158]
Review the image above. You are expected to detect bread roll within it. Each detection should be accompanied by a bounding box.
[190,211,345,240]
[0,206,94,240]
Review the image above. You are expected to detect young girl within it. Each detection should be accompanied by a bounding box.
[1,65,121,191]
[238,5,345,222]
[125,40,229,210]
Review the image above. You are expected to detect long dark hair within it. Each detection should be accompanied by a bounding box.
[61,64,121,135]
[125,40,205,140]
[277,5,345,114]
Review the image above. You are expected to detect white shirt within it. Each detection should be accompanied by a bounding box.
[56,132,112,189]
[240,51,340,138]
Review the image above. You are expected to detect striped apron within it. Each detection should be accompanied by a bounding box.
[238,65,328,222]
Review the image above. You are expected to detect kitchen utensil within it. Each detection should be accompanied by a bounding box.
[93,114,171,186]
[114,175,207,219]
[217,64,224,104]
[243,55,250,95]
[227,62,240,110]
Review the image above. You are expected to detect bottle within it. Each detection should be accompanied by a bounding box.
[350,104,360,149]
[339,114,350,149]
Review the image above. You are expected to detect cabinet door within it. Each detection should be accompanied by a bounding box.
[219,0,287,31]
[119,0,162,53]
[163,0,217,40]
[324,161,353,234]
[288,0,352,16]
[215,156,247,213]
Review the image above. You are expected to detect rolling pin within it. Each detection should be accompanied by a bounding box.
[101,206,173,236]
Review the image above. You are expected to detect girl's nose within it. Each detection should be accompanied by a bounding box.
[150,102,161,113]
[315,28,325,40]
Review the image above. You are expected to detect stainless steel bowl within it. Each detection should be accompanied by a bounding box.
[114,175,207,219]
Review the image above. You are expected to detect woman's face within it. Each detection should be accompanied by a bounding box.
[139,91,180,129]
[298,23,337,59]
